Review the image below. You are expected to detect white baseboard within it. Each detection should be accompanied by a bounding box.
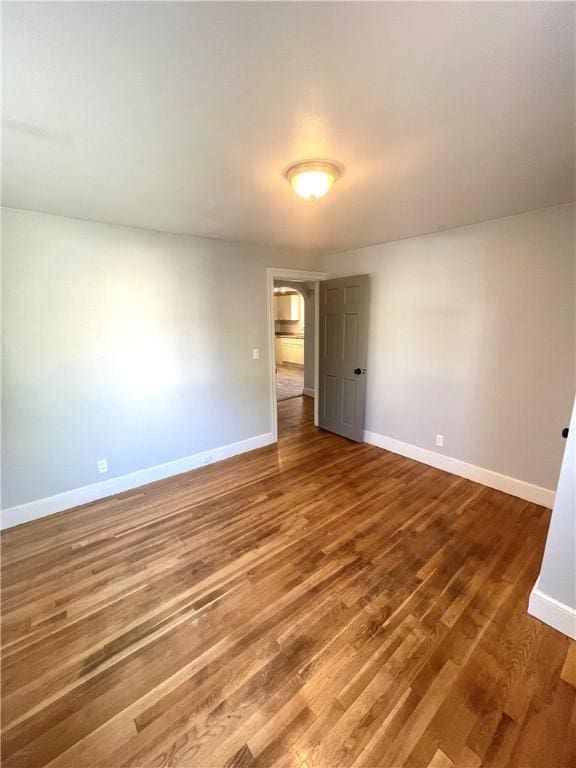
[1,432,275,530]
[303,388,315,398]
[363,430,555,508]
[528,582,576,639]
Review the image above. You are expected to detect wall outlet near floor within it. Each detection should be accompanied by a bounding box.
[252,347,260,360]
[97,458,108,474]
[435,434,444,448]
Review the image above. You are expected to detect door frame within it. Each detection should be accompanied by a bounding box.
[266,267,328,442]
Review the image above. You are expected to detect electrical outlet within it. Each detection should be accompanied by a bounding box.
[435,434,444,448]
[252,347,260,360]
[97,458,108,474]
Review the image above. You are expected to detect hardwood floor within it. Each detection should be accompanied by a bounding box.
[1,397,574,768]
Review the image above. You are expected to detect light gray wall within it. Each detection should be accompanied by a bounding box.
[303,282,315,393]
[1,208,321,508]
[537,396,575,609]
[324,204,575,490]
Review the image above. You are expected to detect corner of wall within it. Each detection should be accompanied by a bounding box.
[528,579,576,640]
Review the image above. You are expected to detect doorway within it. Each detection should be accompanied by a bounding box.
[266,268,326,443]
[274,282,306,401]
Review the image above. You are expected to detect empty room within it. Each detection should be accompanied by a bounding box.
[1,2,575,767]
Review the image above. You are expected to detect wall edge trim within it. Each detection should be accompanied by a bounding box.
[1,432,275,530]
[363,430,555,508]
[528,582,576,639]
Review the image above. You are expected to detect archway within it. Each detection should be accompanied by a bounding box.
[273,281,308,401]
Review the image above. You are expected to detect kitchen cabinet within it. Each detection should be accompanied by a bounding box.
[275,337,304,366]
[275,337,283,363]
[274,294,301,321]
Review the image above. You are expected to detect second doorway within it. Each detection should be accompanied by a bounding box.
[273,281,314,402]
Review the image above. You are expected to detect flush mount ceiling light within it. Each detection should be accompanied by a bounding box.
[285,160,342,201]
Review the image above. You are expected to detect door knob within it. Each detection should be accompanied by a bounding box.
[354,368,366,375]
[562,427,569,439]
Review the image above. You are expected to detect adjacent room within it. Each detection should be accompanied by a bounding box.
[274,283,306,401]
[1,2,575,767]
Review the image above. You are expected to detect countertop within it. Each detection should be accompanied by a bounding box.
[275,333,304,339]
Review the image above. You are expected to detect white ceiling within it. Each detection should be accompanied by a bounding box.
[3,2,575,254]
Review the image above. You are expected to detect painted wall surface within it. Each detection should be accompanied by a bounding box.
[2,208,321,507]
[324,204,575,490]
[303,282,315,393]
[537,396,575,609]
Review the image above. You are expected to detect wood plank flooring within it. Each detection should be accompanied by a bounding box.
[1,397,574,768]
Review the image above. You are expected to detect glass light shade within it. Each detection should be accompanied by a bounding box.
[285,161,342,201]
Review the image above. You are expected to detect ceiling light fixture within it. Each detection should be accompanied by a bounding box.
[285,160,342,201]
